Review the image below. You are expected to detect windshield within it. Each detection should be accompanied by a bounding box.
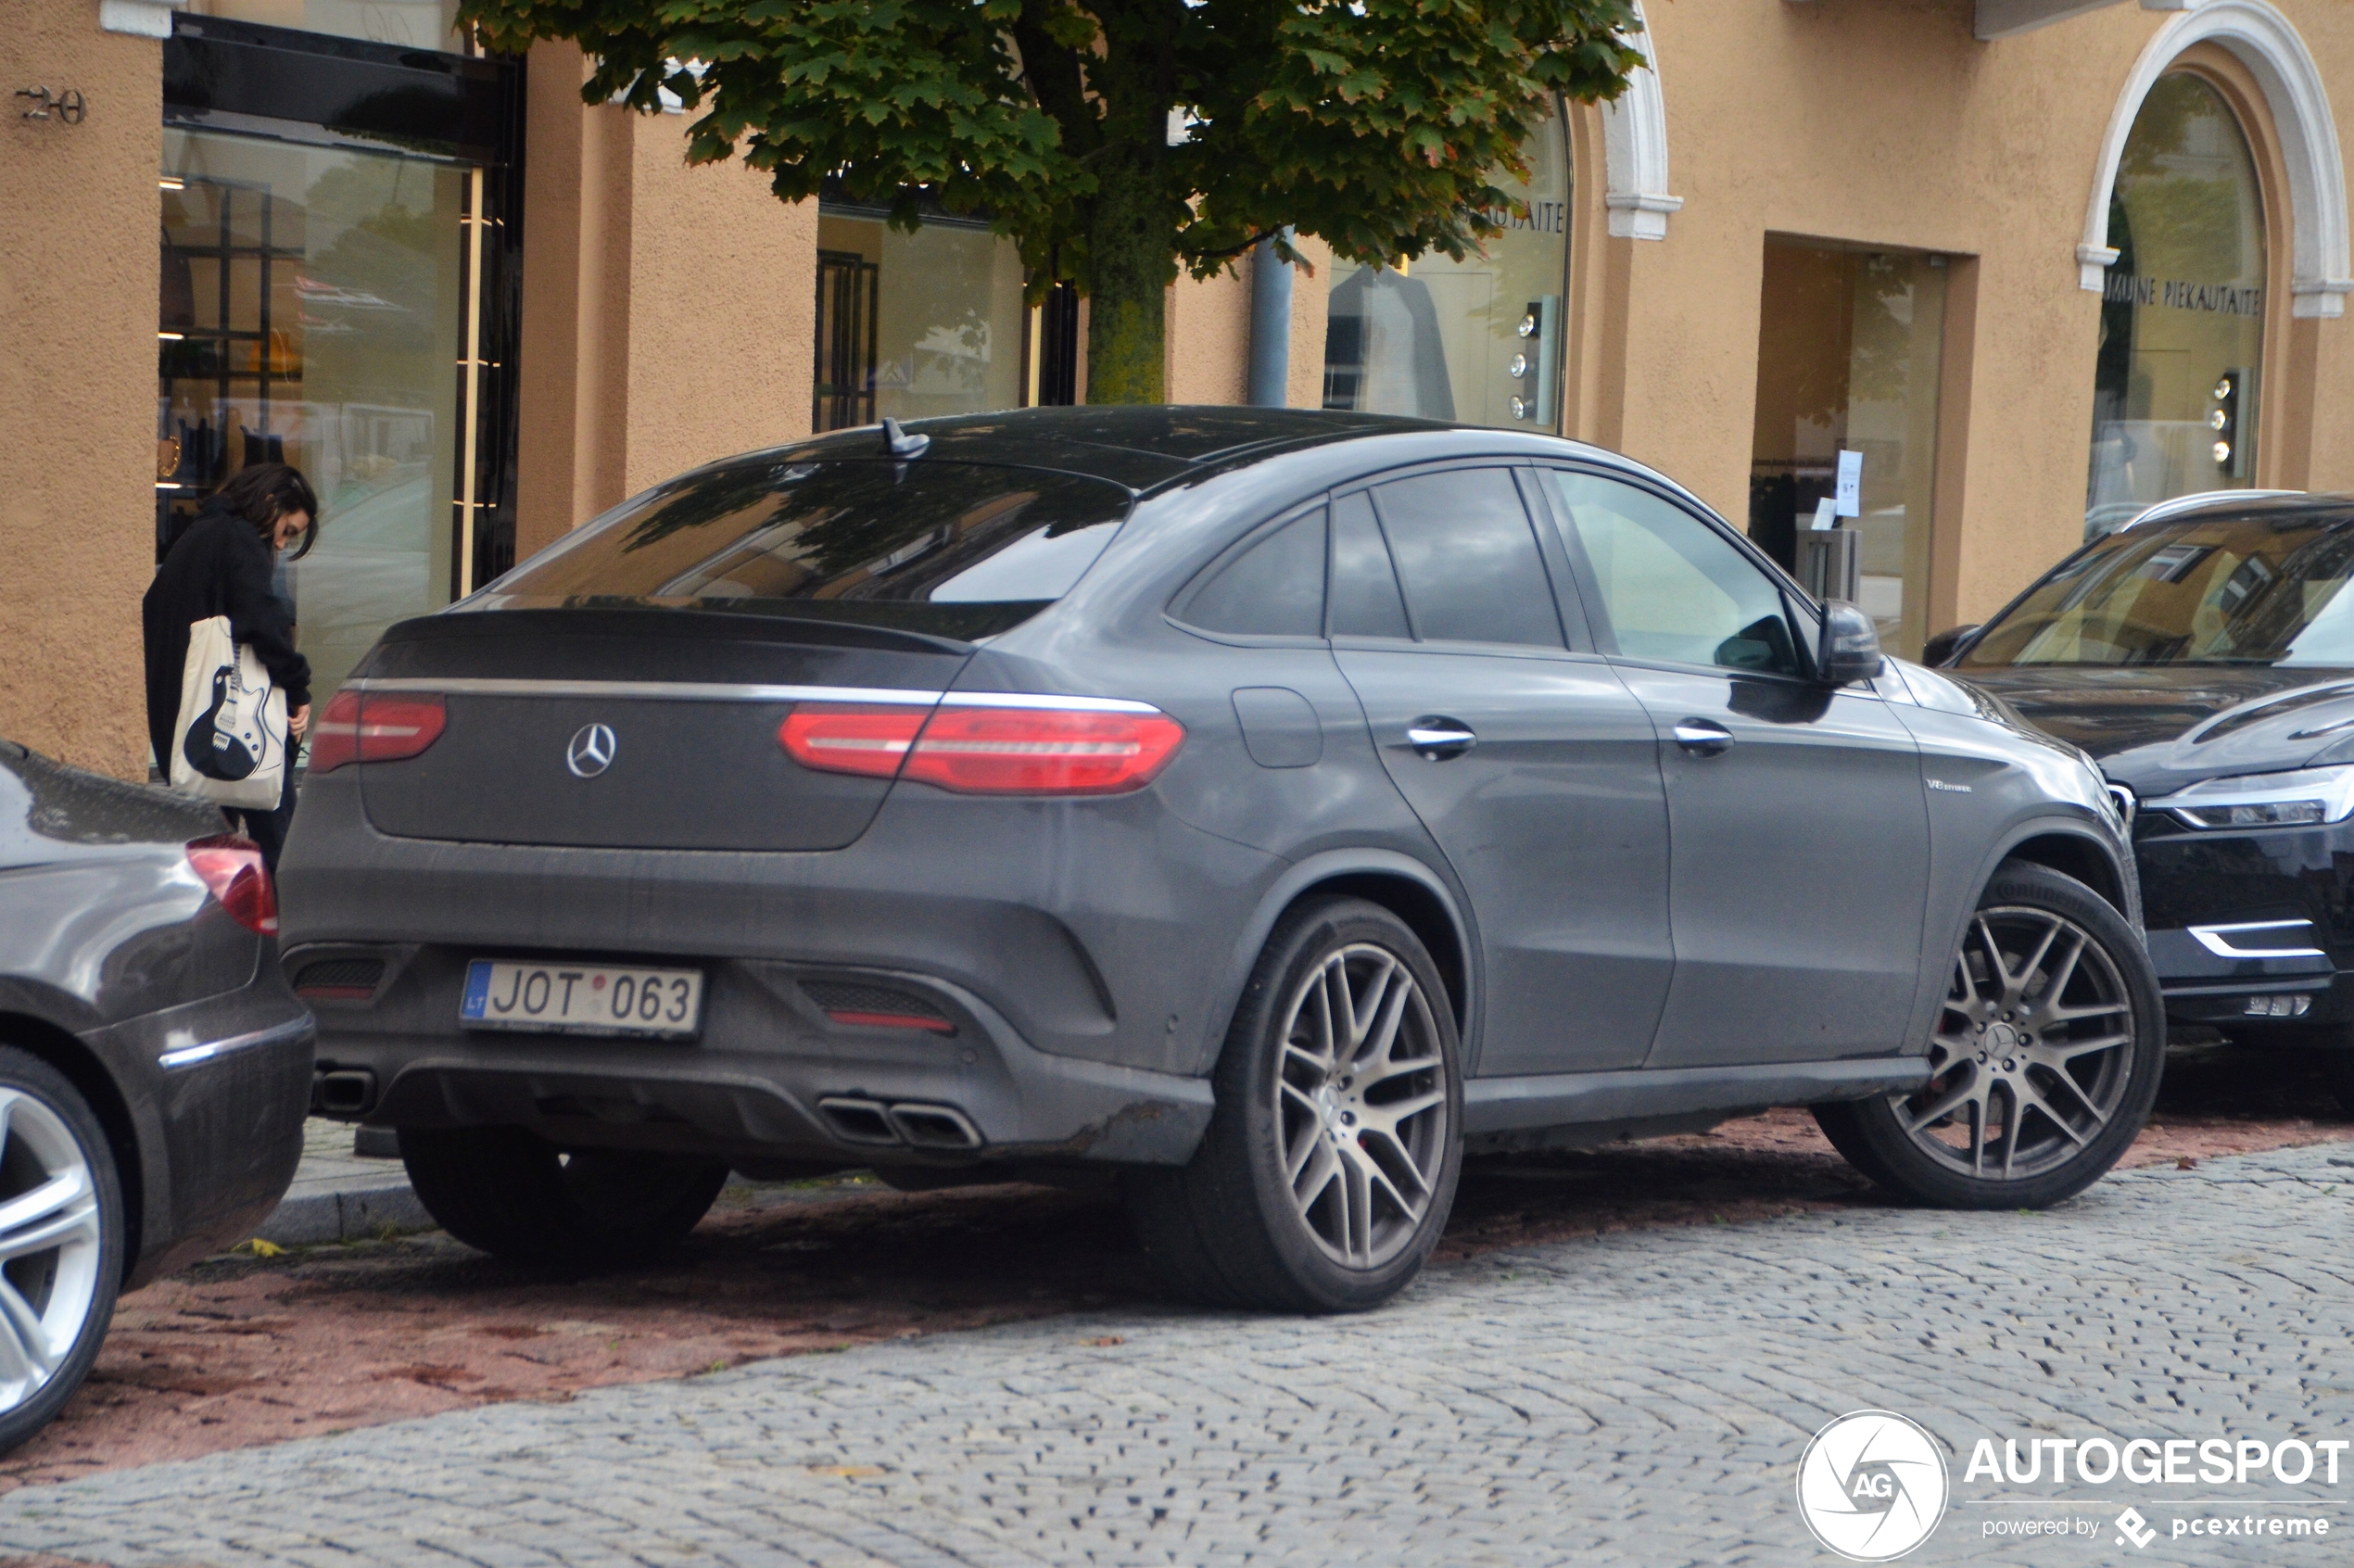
[474,459,1134,639]
[1959,510,2354,668]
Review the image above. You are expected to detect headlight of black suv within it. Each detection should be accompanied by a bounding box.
[2148,765,2354,828]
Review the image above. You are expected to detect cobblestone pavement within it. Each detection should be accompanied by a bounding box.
[2,1144,2348,1567]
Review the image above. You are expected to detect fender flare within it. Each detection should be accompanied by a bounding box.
[1194,848,1481,1078]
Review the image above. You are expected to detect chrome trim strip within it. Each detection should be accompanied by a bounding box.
[354,678,1162,714]
[158,1015,315,1071]
[2185,920,2328,960]
[943,692,1162,714]
[359,678,943,705]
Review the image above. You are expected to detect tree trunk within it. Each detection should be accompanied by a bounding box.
[1082,154,1170,404]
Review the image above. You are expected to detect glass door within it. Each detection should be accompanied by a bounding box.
[1748,242,1947,658]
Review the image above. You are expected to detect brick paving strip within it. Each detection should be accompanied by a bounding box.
[0,1133,2348,1565]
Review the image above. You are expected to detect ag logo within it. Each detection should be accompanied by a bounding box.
[1795,1410,1949,1562]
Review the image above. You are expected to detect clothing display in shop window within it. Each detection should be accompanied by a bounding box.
[1322,268,1456,421]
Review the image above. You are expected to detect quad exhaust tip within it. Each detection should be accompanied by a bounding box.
[816,1096,982,1150]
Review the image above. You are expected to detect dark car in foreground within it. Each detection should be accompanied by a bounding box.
[282,407,2159,1311]
[0,742,311,1448]
[1936,491,2354,1111]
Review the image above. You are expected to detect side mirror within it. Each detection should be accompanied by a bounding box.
[1919,624,1983,668]
[1817,600,1885,686]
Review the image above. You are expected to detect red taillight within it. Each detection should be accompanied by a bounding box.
[781,700,1184,795]
[185,835,278,936]
[778,705,927,779]
[904,706,1186,795]
[308,688,446,772]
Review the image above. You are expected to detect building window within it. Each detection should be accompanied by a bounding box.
[1320,113,1571,431]
[811,203,1029,432]
[183,0,465,52]
[158,18,520,705]
[2086,72,2268,537]
[1747,244,1948,658]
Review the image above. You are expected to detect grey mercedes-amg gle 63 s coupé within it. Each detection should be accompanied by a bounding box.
[1932,490,2354,1114]
[0,741,311,1448]
[281,407,2158,1312]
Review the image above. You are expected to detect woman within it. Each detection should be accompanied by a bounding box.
[143,463,318,868]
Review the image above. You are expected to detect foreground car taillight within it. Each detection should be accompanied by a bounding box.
[185,835,278,935]
[777,705,926,779]
[780,701,1184,795]
[308,688,447,773]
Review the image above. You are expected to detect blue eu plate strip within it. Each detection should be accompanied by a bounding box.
[462,960,492,1020]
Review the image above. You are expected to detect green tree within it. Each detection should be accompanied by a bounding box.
[462,0,1645,403]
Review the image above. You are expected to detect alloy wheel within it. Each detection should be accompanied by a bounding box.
[1272,943,1450,1268]
[1897,906,2138,1181]
[0,1089,103,1414]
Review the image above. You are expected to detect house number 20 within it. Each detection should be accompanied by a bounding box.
[17,87,87,123]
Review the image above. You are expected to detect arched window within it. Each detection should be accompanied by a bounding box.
[1320,115,1572,431]
[2086,73,2269,537]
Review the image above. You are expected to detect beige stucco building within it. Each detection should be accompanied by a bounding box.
[6,0,2352,777]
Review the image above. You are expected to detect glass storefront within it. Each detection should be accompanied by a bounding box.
[158,17,519,714]
[812,205,1029,432]
[2085,73,2268,537]
[1321,115,1572,430]
[1748,244,1948,657]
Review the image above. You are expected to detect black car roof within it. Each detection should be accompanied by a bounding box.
[767,406,1457,491]
[2128,492,2354,530]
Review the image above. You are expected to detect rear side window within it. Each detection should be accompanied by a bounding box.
[1183,509,1327,637]
[481,460,1134,639]
[1373,470,1564,648]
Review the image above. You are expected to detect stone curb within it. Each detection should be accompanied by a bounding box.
[253,1176,435,1246]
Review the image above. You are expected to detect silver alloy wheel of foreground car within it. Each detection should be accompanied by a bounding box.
[1274,942,1450,1270]
[1899,904,2137,1182]
[0,1087,104,1415]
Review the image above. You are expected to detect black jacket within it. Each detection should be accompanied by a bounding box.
[143,503,311,777]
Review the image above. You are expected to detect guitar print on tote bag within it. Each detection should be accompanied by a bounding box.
[170,614,287,809]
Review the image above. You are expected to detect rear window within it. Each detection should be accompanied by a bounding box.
[476,459,1134,639]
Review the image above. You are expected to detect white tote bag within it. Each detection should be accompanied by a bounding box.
[170,614,288,810]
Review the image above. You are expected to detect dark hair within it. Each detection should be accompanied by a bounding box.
[210,463,321,561]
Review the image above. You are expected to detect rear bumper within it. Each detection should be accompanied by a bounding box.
[85,990,313,1289]
[279,769,1266,1167]
[301,955,1212,1167]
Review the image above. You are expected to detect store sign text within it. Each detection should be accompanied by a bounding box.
[2104,272,2264,318]
[1484,199,1567,235]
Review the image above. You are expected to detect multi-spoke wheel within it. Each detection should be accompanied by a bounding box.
[0,1048,122,1455]
[1814,862,2163,1209]
[1128,897,1462,1311]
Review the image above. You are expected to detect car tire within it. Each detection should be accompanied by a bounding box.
[1813,862,2163,1210]
[0,1046,125,1456]
[399,1127,729,1271]
[2318,1051,2354,1119]
[1126,897,1463,1313]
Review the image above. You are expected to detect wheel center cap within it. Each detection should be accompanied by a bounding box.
[1985,1021,2022,1055]
[1315,1083,1348,1134]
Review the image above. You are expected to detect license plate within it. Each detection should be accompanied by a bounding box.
[460,960,703,1038]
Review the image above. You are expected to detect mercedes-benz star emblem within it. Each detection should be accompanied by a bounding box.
[565,723,617,778]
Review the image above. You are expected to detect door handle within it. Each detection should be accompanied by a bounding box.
[1406,718,1477,760]
[1672,718,1735,757]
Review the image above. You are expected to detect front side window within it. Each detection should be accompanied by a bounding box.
[1544,471,1803,677]
[482,461,1133,639]
[2086,73,2269,537]
[1959,509,2354,668]
[1372,470,1564,648]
